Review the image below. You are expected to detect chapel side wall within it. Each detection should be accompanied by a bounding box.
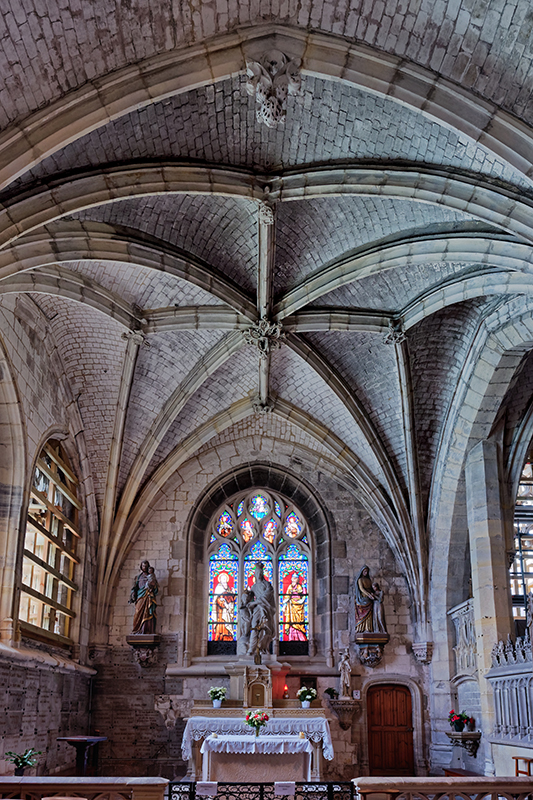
[0,296,97,773]
[0,656,91,776]
[99,421,428,780]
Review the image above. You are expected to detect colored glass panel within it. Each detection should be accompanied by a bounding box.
[284,513,302,538]
[249,494,270,520]
[263,518,278,544]
[210,533,216,543]
[208,545,238,642]
[279,547,308,641]
[217,510,234,538]
[240,517,255,543]
[244,541,273,587]
[237,500,245,517]
[274,500,282,517]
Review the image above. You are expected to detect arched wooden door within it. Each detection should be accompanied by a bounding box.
[367,684,415,776]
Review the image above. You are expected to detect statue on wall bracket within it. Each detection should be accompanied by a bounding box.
[126,559,161,666]
[354,565,389,667]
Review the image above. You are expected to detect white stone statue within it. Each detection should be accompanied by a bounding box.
[339,648,352,698]
[247,561,276,656]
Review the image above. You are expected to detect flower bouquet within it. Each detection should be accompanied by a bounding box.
[246,709,269,737]
[208,686,227,707]
[448,709,470,732]
[297,686,317,707]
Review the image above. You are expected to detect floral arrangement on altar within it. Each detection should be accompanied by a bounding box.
[297,687,317,702]
[448,709,471,731]
[208,686,227,701]
[245,709,269,736]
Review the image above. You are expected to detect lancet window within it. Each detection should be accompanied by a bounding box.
[18,440,81,642]
[207,489,310,656]
[511,458,533,633]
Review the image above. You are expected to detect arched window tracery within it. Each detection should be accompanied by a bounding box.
[511,458,533,633]
[18,439,81,643]
[207,489,311,657]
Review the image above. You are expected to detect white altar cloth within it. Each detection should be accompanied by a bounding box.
[200,735,313,781]
[182,716,334,761]
[201,734,313,756]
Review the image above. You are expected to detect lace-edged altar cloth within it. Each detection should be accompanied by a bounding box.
[182,716,334,760]
[200,734,313,756]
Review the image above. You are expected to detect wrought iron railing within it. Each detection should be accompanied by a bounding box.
[169,783,354,800]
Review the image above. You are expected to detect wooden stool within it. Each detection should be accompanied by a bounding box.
[512,755,533,776]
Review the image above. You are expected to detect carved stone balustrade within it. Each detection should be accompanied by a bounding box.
[353,777,533,800]
[0,777,168,800]
[487,632,533,742]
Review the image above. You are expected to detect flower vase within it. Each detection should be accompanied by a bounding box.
[301,700,311,708]
[453,721,465,732]
[14,768,24,777]
[213,699,222,708]
[255,727,260,737]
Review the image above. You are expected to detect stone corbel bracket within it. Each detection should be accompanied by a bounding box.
[126,633,161,667]
[245,49,302,128]
[355,632,390,668]
[412,641,433,664]
[328,699,361,730]
[445,730,481,758]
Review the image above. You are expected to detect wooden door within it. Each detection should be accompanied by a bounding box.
[367,684,415,776]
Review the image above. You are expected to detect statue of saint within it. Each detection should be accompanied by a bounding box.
[372,581,387,633]
[129,560,159,634]
[237,588,254,655]
[247,561,276,656]
[338,648,352,698]
[355,565,379,633]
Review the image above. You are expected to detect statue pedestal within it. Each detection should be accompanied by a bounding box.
[126,633,161,666]
[354,632,390,668]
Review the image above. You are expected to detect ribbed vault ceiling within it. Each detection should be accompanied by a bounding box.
[3,3,533,628]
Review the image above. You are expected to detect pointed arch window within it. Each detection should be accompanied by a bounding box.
[18,440,81,643]
[207,490,311,656]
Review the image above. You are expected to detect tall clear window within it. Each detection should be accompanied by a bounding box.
[207,490,310,656]
[511,460,533,633]
[18,440,80,642]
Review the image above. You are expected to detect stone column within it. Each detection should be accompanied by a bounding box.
[465,439,514,772]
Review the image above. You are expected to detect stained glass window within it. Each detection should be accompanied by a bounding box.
[208,543,238,643]
[217,511,233,538]
[263,518,278,544]
[279,545,308,644]
[249,494,269,520]
[284,513,302,538]
[207,489,310,656]
[240,517,255,543]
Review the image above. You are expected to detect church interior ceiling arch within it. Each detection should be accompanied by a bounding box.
[4,1,533,778]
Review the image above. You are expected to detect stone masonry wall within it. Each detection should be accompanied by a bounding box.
[0,653,91,776]
[96,416,430,778]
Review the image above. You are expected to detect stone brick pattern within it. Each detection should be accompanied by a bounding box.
[103,415,421,779]
[2,0,533,133]
[0,654,90,776]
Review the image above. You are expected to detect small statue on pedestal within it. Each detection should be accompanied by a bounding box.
[246,561,276,657]
[338,648,352,698]
[129,560,159,635]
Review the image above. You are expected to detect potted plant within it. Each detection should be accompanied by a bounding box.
[245,709,269,737]
[324,687,339,700]
[297,686,317,708]
[448,709,470,732]
[5,748,41,776]
[208,686,227,708]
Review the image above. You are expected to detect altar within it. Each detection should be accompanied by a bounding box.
[200,734,313,781]
[182,713,334,780]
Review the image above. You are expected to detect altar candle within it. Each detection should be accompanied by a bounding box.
[299,731,305,739]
